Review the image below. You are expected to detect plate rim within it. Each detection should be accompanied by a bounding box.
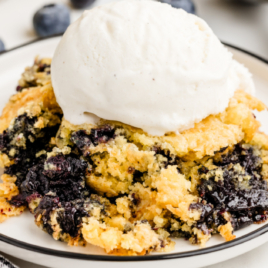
[1,37,268,262]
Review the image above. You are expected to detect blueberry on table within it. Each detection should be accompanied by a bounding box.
[33,4,70,37]
[70,0,96,9]
[0,39,5,53]
[160,0,196,14]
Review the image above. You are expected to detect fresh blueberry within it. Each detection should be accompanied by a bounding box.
[70,0,96,9]
[160,0,196,14]
[0,39,5,53]
[33,4,70,37]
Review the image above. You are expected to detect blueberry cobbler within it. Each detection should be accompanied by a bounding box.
[0,57,268,255]
[1,0,268,256]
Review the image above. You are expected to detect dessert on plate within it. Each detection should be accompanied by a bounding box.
[1,0,268,256]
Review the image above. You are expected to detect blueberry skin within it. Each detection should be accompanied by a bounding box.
[161,0,196,14]
[70,0,96,9]
[33,4,70,37]
[0,39,5,53]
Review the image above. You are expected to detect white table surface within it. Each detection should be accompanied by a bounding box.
[1,0,268,267]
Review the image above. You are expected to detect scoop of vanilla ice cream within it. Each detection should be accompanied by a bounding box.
[51,0,254,136]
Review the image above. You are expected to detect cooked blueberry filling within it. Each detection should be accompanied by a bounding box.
[70,125,115,154]
[37,63,51,73]
[214,143,262,175]
[56,200,88,237]
[33,192,109,239]
[70,130,92,153]
[191,143,268,234]
[132,169,144,183]
[10,154,90,206]
[0,113,60,186]
[9,192,28,207]
[43,154,90,201]
[16,62,51,92]
[16,85,23,92]
[35,194,60,221]
[20,164,50,196]
[152,146,180,169]
[34,194,60,235]
[9,152,91,238]
[34,194,88,238]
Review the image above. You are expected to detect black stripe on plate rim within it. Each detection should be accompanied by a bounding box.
[0,36,268,261]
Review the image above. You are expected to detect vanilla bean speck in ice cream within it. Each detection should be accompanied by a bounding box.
[51,0,254,136]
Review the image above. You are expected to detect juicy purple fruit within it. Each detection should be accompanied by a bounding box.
[191,143,268,233]
[0,113,60,187]
[9,193,28,207]
[0,39,5,53]
[70,0,96,9]
[14,154,90,205]
[70,125,115,155]
[152,146,180,169]
[160,0,196,14]
[33,4,70,37]
[57,201,88,237]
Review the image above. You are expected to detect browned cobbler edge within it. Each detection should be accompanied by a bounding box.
[1,57,268,256]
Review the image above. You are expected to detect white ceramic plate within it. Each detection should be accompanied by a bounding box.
[0,37,268,268]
